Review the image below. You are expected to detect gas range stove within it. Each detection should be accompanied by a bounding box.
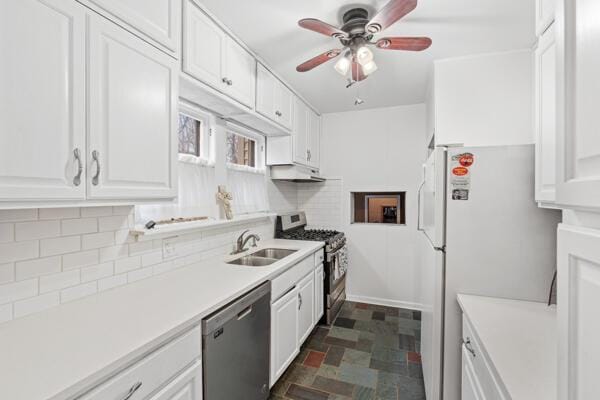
[277,228,345,252]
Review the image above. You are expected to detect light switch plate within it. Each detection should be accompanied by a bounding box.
[162,237,179,260]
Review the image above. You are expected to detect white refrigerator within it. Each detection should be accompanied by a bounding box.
[417,144,561,400]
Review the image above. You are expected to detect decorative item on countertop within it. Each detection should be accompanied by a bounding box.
[144,216,209,230]
[217,185,234,220]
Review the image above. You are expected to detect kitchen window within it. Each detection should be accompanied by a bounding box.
[227,131,257,168]
[178,101,212,164]
[352,192,406,225]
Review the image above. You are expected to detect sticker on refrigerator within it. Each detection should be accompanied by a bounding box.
[450,153,474,200]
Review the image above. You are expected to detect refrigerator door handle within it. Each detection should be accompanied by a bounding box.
[417,179,426,233]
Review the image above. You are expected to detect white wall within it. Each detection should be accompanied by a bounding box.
[321,104,427,309]
[434,49,534,147]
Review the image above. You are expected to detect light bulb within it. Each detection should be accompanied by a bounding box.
[356,46,374,66]
[334,56,351,76]
[362,60,378,76]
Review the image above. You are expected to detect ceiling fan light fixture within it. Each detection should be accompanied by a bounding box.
[362,60,378,76]
[356,46,374,66]
[334,55,351,76]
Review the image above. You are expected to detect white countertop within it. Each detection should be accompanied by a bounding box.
[0,239,323,400]
[457,294,557,400]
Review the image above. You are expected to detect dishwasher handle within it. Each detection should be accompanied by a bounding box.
[202,281,271,335]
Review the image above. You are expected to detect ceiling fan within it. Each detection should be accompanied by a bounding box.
[296,0,432,84]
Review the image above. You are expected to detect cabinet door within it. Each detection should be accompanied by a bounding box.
[88,14,177,200]
[81,0,181,54]
[535,25,557,205]
[149,361,202,400]
[314,264,324,323]
[308,110,321,169]
[270,288,299,386]
[223,38,256,109]
[462,348,483,400]
[536,0,556,36]
[297,272,315,345]
[556,0,600,209]
[557,225,600,400]
[0,0,86,201]
[275,82,294,131]
[293,99,309,166]
[256,64,276,120]
[182,0,226,92]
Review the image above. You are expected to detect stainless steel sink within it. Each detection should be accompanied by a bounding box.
[227,255,278,267]
[227,248,297,267]
[250,248,297,259]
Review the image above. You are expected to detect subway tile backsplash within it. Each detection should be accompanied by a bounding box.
[0,206,274,325]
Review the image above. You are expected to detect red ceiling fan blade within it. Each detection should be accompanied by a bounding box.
[366,0,418,34]
[376,37,432,51]
[296,49,343,72]
[298,18,349,39]
[351,62,367,82]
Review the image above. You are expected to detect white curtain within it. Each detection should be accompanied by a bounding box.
[136,162,216,224]
[226,166,269,215]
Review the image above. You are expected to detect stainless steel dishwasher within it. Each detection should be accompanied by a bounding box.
[202,282,271,400]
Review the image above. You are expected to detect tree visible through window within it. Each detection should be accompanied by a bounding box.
[178,114,202,156]
[226,132,256,168]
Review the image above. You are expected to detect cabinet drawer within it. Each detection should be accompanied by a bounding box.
[271,255,313,302]
[81,327,201,400]
[314,250,324,266]
[462,317,505,400]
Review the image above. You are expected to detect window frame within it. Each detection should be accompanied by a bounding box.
[177,100,214,166]
[351,191,407,226]
[225,123,265,174]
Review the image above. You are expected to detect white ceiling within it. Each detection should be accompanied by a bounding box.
[199,0,536,113]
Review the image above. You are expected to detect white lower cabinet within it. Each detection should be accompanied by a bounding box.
[270,285,299,386]
[149,361,203,400]
[81,327,202,400]
[315,264,325,323]
[558,224,600,400]
[270,250,325,386]
[462,347,483,400]
[297,272,315,345]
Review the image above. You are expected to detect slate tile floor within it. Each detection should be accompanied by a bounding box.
[269,301,425,400]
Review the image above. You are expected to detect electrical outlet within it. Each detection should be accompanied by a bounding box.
[162,237,179,260]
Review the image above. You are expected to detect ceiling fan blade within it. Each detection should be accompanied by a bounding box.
[351,62,367,82]
[366,0,418,34]
[298,18,349,39]
[376,37,432,51]
[296,49,343,72]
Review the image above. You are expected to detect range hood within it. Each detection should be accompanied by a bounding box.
[270,165,325,182]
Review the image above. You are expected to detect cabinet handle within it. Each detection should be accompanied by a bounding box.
[73,148,83,186]
[298,293,303,310]
[122,381,143,400]
[91,150,101,186]
[228,79,233,86]
[275,111,282,117]
[222,77,228,84]
[222,77,232,86]
[462,338,476,358]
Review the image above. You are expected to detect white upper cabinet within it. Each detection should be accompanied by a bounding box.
[536,0,556,36]
[534,24,557,205]
[87,13,177,200]
[182,2,225,91]
[293,99,309,165]
[222,38,256,108]
[308,109,321,169]
[558,225,600,400]
[256,63,294,130]
[0,0,87,201]
[182,0,255,109]
[556,0,600,209]
[78,0,181,55]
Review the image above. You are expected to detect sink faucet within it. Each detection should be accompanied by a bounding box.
[233,230,261,254]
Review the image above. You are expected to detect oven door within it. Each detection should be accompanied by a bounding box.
[326,244,347,292]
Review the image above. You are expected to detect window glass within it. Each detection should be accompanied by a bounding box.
[226,132,256,168]
[352,192,406,225]
[178,114,202,157]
